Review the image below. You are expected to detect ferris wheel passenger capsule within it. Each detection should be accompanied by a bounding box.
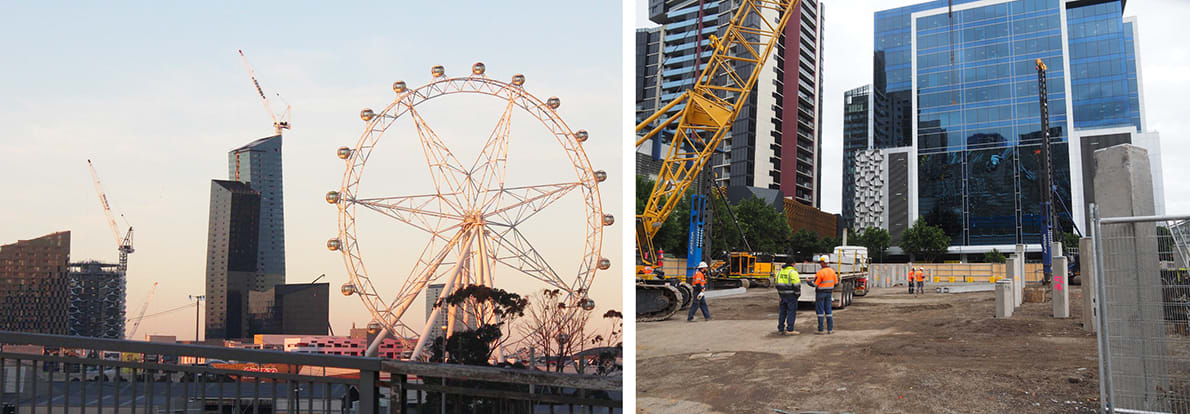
[575,130,588,142]
[393,81,407,93]
[341,283,356,296]
[366,321,381,335]
[337,147,353,159]
[327,238,342,251]
[431,65,445,77]
[511,74,525,86]
[546,97,560,110]
[472,62,486,75]
[580,298,596,311]
[602,214,615,226]
[360,109,376,121]
[325,191,340,204]
[598,257,611,270]
[594,170,607,182]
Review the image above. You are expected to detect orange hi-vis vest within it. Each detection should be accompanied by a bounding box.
[916,269,925,282]
[692,270,707,286]
[814,267,838,290]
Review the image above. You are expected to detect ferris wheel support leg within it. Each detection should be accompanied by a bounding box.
[405,233,473,361]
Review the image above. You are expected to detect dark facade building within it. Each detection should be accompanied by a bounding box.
[248,283,329,336]
[67,261,125,339]
[637,0,825,207]
[228,135,285,291]
[0,231,71,334]
[205,180,261,340]
[862,0,1163,256]
[841,85,871,230]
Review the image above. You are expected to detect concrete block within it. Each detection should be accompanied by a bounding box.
[1052,256,1069,318]
[1093,144,1169,410]
[995,280,1013,318]
[1023,286,1048,303]
[1014,245,1025,306]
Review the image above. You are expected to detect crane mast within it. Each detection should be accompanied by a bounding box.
[238,49,291,136]
[635,0,801,266]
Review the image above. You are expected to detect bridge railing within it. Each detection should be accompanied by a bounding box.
[0,331,622,413]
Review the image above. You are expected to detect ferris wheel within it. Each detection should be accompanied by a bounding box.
[326,62,613,360]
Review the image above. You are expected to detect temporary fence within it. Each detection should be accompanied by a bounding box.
[1091,207,1190,413]
[867,262,1047,288]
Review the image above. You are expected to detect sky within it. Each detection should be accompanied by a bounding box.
[0,2,623,341]
[637,0,1189,216]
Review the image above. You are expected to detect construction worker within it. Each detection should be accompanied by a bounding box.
[774,260,801,335]
[808,255,838,334]
[908,266,916,294]
[915,267,926,296]
[687,261,711,322]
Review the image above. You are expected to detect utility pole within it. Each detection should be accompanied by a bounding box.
[189,295,205,342]
[1036,58,1055,285]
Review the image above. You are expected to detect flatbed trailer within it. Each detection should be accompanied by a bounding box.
[794,263,866,309]
[793,246,870,309]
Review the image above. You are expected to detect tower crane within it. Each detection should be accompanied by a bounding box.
[126,282,158,340]
[238,49,291,136]
[87,160,134,273]
[635,0,801,321]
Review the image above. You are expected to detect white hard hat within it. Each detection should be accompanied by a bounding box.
[698,261,708,269]
[818,255,829,263]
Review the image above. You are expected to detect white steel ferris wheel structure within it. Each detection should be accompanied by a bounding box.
[327,62,613,360]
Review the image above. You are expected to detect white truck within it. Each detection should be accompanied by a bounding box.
[794,246,870,309]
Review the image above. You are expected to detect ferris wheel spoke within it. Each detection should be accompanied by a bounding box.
[407,105,471,211]
[469,97,515,205]
[483,182,580,227]
[383,228,474,320]
[350,194,465,235]
[486,227,570,290]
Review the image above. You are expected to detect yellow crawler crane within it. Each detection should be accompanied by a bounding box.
[636,0,801,322]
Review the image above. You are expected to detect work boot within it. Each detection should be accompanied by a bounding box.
[687,318,694,322]
[789,331,801,335]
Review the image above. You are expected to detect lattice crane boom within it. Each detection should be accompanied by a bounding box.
[635,0,800,265]
[88,160,133,266]
[126,282,157,340]
[238,49,291,135]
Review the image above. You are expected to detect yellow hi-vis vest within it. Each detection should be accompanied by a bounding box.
[776,266,801,284]
[775,266,801,296]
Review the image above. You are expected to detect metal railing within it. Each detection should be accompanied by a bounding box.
[1092,208,1190,413]
[0,331,622,413]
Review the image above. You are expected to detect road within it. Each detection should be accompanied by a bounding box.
[637,285,1100,413]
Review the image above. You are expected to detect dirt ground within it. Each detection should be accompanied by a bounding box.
[637,285,1101,413]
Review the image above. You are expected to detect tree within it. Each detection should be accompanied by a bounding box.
[428,285,528,366]
[710,194,791,254]
[855,227,891,263]
[984,248,1007,263]
[900,218,950,263]
[818,236,840,257]
[788,229,821,262]
[636,175,690,257]
[1062,232,1080,251]
[518,289,598,373]
[584,310,623,376]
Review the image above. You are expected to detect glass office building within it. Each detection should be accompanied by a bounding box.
[870,0,1158,251]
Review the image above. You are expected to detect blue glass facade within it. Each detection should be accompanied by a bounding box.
[1067,1,1141,131]
[873,0,1140,247]
[229,135,286,290]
